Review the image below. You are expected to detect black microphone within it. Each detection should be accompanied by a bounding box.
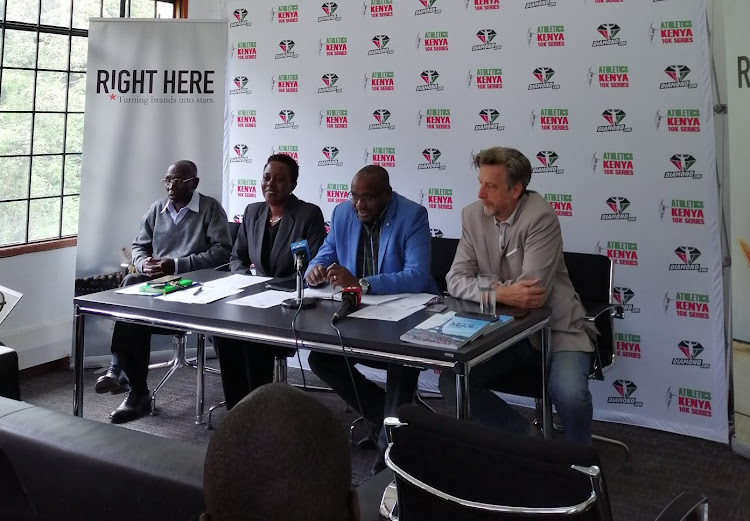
[333,286,362,322]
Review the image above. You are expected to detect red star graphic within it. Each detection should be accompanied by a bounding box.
[109,94,116,100]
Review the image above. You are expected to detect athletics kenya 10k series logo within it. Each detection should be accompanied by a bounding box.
[650,20,694,45]
[615,332,641,359]
[366,0,393,17]
[232,110,256,128]
[528,25,564,47]
[235,179,257,198]
[232,41,256,59]
[592,152,634,176]
[663,291,709,319]
[656,108,701,133]
[470,0,499,11]
[597,240,637,266]
[423,187,453,210]
[365,71,395,92]
[659,198,704,224]
[544,193,572,217]
[273,144,298,161]
[531,108,569,131]
[365,147,396,167]
[590,65,629,88]
[666,386,711,417]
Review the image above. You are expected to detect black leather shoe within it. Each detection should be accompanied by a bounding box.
[370,452,387,476]
[95,366,130,395]
[110,390,151,424]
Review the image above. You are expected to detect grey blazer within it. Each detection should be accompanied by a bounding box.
[447,191,594,353]
[230,194,327,277]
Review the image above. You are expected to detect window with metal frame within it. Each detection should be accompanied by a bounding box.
[0,0,175,252]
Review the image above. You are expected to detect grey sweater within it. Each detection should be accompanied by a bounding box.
[131,193,232,274]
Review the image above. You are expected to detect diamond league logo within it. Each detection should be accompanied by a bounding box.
[275,39,299,59]
[274,109,299,129]
[369,109,396,130]
[369,34,394,55]
[318,73,343,93]
[607,380,643,407]
[318,146,344,167]
[318,2,342,22]
[230,144,252,163]
[230,8,251,27]
[417,148,446,170]
[229,75,252,95]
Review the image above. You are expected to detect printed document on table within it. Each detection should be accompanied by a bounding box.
[226,290,291,308]
[349,305,425,322]
[203,274,272,290]
[304,286,340,299]
[155,287,242,304]
[333,292,410,306]
[380,293,436,309]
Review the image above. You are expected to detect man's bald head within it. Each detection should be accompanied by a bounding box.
[202,384,358,521]
[168,160,198,179]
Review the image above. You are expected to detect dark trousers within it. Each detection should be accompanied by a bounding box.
[308,351,420,451]
[214,337,290,409]
[110,273,175,393]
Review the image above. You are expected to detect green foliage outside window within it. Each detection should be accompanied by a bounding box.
[0,0,173,248]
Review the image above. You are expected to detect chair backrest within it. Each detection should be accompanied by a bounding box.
[385,405,612,521]
[229,221,241,246]
[431,237,459,294]
[563,252,615,377]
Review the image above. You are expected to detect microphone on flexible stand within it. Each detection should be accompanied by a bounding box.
[332,286,361,322]
[282,239,317,309]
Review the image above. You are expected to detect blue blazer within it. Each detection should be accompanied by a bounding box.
[307,192,438,295]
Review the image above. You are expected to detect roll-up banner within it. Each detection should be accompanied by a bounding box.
[76,19,227,360]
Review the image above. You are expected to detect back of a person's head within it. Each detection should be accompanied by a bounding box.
[202,383,358,521]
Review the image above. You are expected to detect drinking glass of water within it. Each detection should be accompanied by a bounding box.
[477,273,497,315]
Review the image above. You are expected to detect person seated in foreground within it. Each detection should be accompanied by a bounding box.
[214,154,326,410]
[200,383,359,521]
[304,165,438,474]
[438,146,596,445]
[95,159,232,424]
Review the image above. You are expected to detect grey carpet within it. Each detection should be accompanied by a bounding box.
[20,364,750,520]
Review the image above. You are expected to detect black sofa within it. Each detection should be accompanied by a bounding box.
[0,397,205,521]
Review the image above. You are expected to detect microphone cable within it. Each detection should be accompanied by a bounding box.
[330,317,380,449]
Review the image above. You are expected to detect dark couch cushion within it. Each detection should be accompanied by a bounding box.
[0,397,205,521]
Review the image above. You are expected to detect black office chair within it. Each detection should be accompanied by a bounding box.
[380,405,708,521]
[431,236,459,295]
[489,252,629,459]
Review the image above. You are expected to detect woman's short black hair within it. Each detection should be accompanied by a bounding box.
[265,154,299,183]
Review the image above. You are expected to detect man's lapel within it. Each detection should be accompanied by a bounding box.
[377,196,397,273]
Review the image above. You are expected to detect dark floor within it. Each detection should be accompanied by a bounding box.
[20,364,750,521]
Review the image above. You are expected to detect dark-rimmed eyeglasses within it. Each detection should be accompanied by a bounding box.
[162,178,194,188]
[348,190,383,204]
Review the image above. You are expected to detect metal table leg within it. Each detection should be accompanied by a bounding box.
[540,323,553,438]
[195,333,206,424]
[455,363,470,420]
[73,306,85,417]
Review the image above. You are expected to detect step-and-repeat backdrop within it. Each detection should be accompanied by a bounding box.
[223,0,726,442]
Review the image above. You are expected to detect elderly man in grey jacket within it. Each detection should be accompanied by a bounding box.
[439,147,595,445]
[95,160,231,424]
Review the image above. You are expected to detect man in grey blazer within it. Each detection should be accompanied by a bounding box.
[439,146,595,445]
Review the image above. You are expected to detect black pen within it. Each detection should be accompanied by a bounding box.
[193,286,203,296]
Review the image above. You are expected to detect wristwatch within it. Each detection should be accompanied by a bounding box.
[358,278,370,294]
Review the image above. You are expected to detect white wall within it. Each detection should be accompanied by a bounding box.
[0,247,76,369]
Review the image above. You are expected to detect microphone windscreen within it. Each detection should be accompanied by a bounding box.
[341,286,361,308]
[290,239,311,263]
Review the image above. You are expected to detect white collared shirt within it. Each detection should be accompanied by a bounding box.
[162,189,200,225]
[494,203,519,256]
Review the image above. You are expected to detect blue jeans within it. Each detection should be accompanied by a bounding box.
[438,339,593,445]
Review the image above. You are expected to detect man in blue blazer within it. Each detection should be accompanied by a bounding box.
[305,165,437,474]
